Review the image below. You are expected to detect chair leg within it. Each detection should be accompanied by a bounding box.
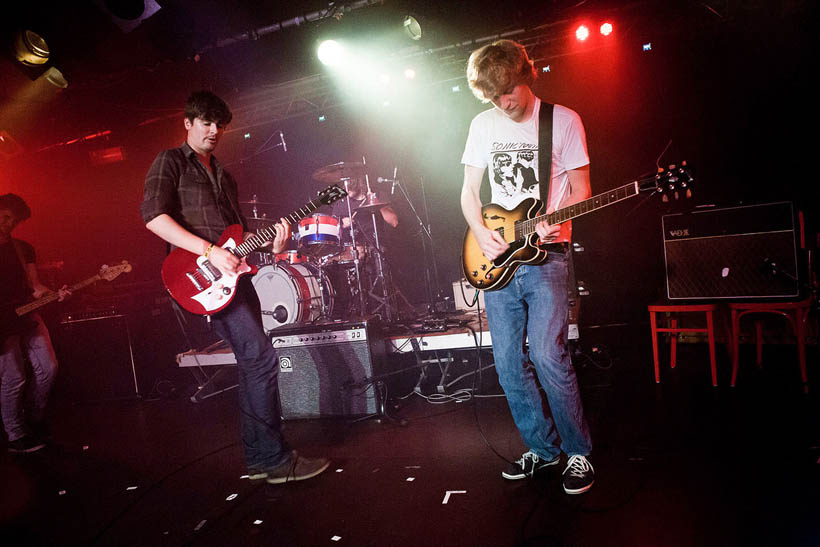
[797,308,808,393]
[706,311,717,387]
[670,318,678,369]
[650,311,660,383]
[754,320,764,368]
[731,310,740,387]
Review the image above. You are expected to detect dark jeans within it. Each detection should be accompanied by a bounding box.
[211,277,289,469]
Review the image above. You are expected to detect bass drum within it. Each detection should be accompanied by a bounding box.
[252,263,333,331]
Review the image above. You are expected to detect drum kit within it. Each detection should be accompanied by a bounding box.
[245,161,397,332]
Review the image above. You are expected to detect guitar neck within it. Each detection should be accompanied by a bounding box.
[516,180,641,239]
[232,198,323,258]
[15,275,101,316]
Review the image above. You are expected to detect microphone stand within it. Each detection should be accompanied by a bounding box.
[393,175,442,318]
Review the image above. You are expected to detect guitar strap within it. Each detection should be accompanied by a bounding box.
[537,100,554,214]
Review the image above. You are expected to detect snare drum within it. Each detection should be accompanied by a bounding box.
[252,263,333,331]
[297,214,340,256]
[275,250,307,264]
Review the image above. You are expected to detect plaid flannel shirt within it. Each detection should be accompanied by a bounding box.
[141,142,246,248]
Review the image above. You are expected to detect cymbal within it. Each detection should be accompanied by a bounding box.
[240,198,273,205]
[353,195,391,213]
[312,161,366,183]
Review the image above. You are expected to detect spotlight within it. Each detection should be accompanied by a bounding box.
[600,22,613,36]
[403,15,422,41]
[404,68,416,79]
[451,85,461,93]
[317,40,345,67]
[575,25,590,42]
[12,29,50,66]
[43,67,68,88]
[643,42,652,51]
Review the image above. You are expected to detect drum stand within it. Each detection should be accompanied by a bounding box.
[341,178,368,318]
[393,176,444,317]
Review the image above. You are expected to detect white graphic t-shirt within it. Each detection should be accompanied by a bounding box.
[461,99,589,211]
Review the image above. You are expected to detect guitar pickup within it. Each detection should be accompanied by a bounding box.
[202,261,222,281]
[185,272,203,291]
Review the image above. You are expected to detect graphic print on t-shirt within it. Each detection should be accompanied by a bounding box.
[490,142,539,202]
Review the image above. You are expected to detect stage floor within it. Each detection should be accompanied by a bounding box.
[2,324,818,546]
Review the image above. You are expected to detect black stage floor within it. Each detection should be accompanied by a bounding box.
[2,324,818,547]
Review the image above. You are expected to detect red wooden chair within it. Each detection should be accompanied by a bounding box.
[648,303,720,387]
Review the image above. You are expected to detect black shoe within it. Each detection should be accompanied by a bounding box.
[502,451,560,480]
[562,454,594,494]
[251,450,330,484]
[8,435,46,454]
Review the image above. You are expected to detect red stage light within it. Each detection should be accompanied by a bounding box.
[575,25,590,41]
[600,22,613,36]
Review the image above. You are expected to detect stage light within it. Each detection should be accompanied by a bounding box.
[600,22,613,36]
[43,67,68,88]
[317,40,345,67]
[379,73,390,84]
[451,85,461,93]
[318,114,326,122]
[12,29,50,66]
[542,65,551,73]
[403,15,422,41]
[575,25,590,42]
[404,68,416,79]
[643,42,652,51]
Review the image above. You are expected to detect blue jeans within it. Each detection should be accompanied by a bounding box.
[0,314,59,441]
[484,253,592,460]
[211,278,289,469]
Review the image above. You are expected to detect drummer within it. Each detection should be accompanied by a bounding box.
[330,175,398,258]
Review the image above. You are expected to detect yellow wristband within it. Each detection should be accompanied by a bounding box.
[204,243,214,258]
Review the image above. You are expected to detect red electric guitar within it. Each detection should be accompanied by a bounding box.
[161,184,347,315]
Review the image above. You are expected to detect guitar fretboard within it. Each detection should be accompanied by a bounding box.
[515,181,640,240]
[233,201,321,258]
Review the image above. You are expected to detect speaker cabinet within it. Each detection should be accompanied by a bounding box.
[55,312,140,402]
[271,319,384,419]
[663,202,799,300]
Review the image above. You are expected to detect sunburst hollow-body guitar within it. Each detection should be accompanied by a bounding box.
[462,163,694,291]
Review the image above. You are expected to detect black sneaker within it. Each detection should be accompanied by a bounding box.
[8,435,46,454]
[562,454,594,494]
[502,451,560,480]
[250,450,330,484]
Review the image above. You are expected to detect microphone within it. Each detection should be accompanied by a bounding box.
[279,131,287,152]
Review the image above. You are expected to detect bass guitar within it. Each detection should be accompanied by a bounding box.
[1,260,132,342]
[161,184,347,315]
[462,163,694,291]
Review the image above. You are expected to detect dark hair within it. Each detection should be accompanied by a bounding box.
[184,91,233,126]
[467,40,537,103]
[0,193,31,221]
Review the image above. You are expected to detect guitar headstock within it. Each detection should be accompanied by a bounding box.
[317,184,348,206]
[99,260,132,282]
[640,161,695,202]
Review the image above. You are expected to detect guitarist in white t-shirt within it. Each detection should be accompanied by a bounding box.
[459,40,595,494]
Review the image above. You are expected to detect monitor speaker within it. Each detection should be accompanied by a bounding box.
[271,319,384,419]
[663,202,799,299]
